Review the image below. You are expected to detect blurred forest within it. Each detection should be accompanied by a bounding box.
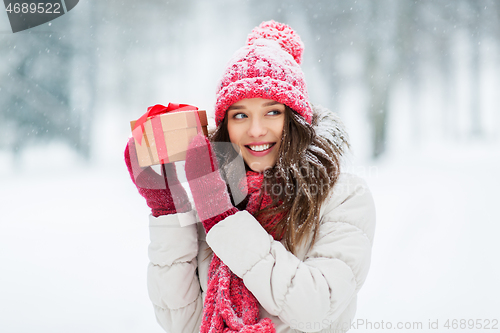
[0,0,499,161]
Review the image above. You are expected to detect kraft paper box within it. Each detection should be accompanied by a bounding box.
[130,110,208,167]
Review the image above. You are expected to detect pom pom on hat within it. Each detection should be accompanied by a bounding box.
[247,20,304,65]
[215,20,312,126]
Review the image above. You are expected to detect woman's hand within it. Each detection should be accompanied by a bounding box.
[124,137,191,217]
[184,134,238,232]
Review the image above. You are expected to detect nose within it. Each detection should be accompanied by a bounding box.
[247,117,267,138]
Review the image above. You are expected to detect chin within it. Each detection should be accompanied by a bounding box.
[249,166,265,173]
[247,161,274,173]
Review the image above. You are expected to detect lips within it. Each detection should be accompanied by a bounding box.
[244,142,276,156]
[247,143,274,151]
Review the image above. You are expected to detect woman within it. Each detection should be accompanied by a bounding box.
[125,21,375,333]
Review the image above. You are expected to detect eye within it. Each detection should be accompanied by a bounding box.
[267,110,282,116]
[233,112,247,119]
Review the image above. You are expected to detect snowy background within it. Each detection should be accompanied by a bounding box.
[1,1,499,332]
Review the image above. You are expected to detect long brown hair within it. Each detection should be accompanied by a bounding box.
[210,105,348,255]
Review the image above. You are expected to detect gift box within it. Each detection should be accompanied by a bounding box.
[130,104,208,167]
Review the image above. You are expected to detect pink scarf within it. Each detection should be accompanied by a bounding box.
[200,171,284,333]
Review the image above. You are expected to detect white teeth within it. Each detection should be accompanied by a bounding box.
[248,144,272,152]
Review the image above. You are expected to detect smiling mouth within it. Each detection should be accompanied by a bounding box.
[245,143,276,152]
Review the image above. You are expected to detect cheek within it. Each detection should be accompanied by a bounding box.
[274,119,285,142]
[227,123,239,145]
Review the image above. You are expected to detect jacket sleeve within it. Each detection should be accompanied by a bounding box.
[205,173,376,332]
[147,211,204,333]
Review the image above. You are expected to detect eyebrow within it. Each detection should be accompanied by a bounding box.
[227,105,245,111]
[263,101,281,107]
[227,101,282,111]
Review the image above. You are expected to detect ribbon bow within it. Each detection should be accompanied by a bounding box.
[132,103,198,145]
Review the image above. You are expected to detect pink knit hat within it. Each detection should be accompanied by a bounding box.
[214,20,313,126]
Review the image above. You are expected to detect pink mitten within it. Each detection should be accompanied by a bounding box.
[124,137,191,216]
[184,134,238,232]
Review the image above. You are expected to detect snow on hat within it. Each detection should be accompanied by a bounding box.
[214,20,312,126]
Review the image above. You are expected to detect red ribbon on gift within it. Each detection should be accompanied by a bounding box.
[132,103,201,164]
[132,103,199,145]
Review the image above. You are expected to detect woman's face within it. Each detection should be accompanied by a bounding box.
[227,98,285,172]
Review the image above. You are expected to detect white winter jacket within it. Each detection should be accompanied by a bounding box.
[146,106,376,332]
[147,171,375,333]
